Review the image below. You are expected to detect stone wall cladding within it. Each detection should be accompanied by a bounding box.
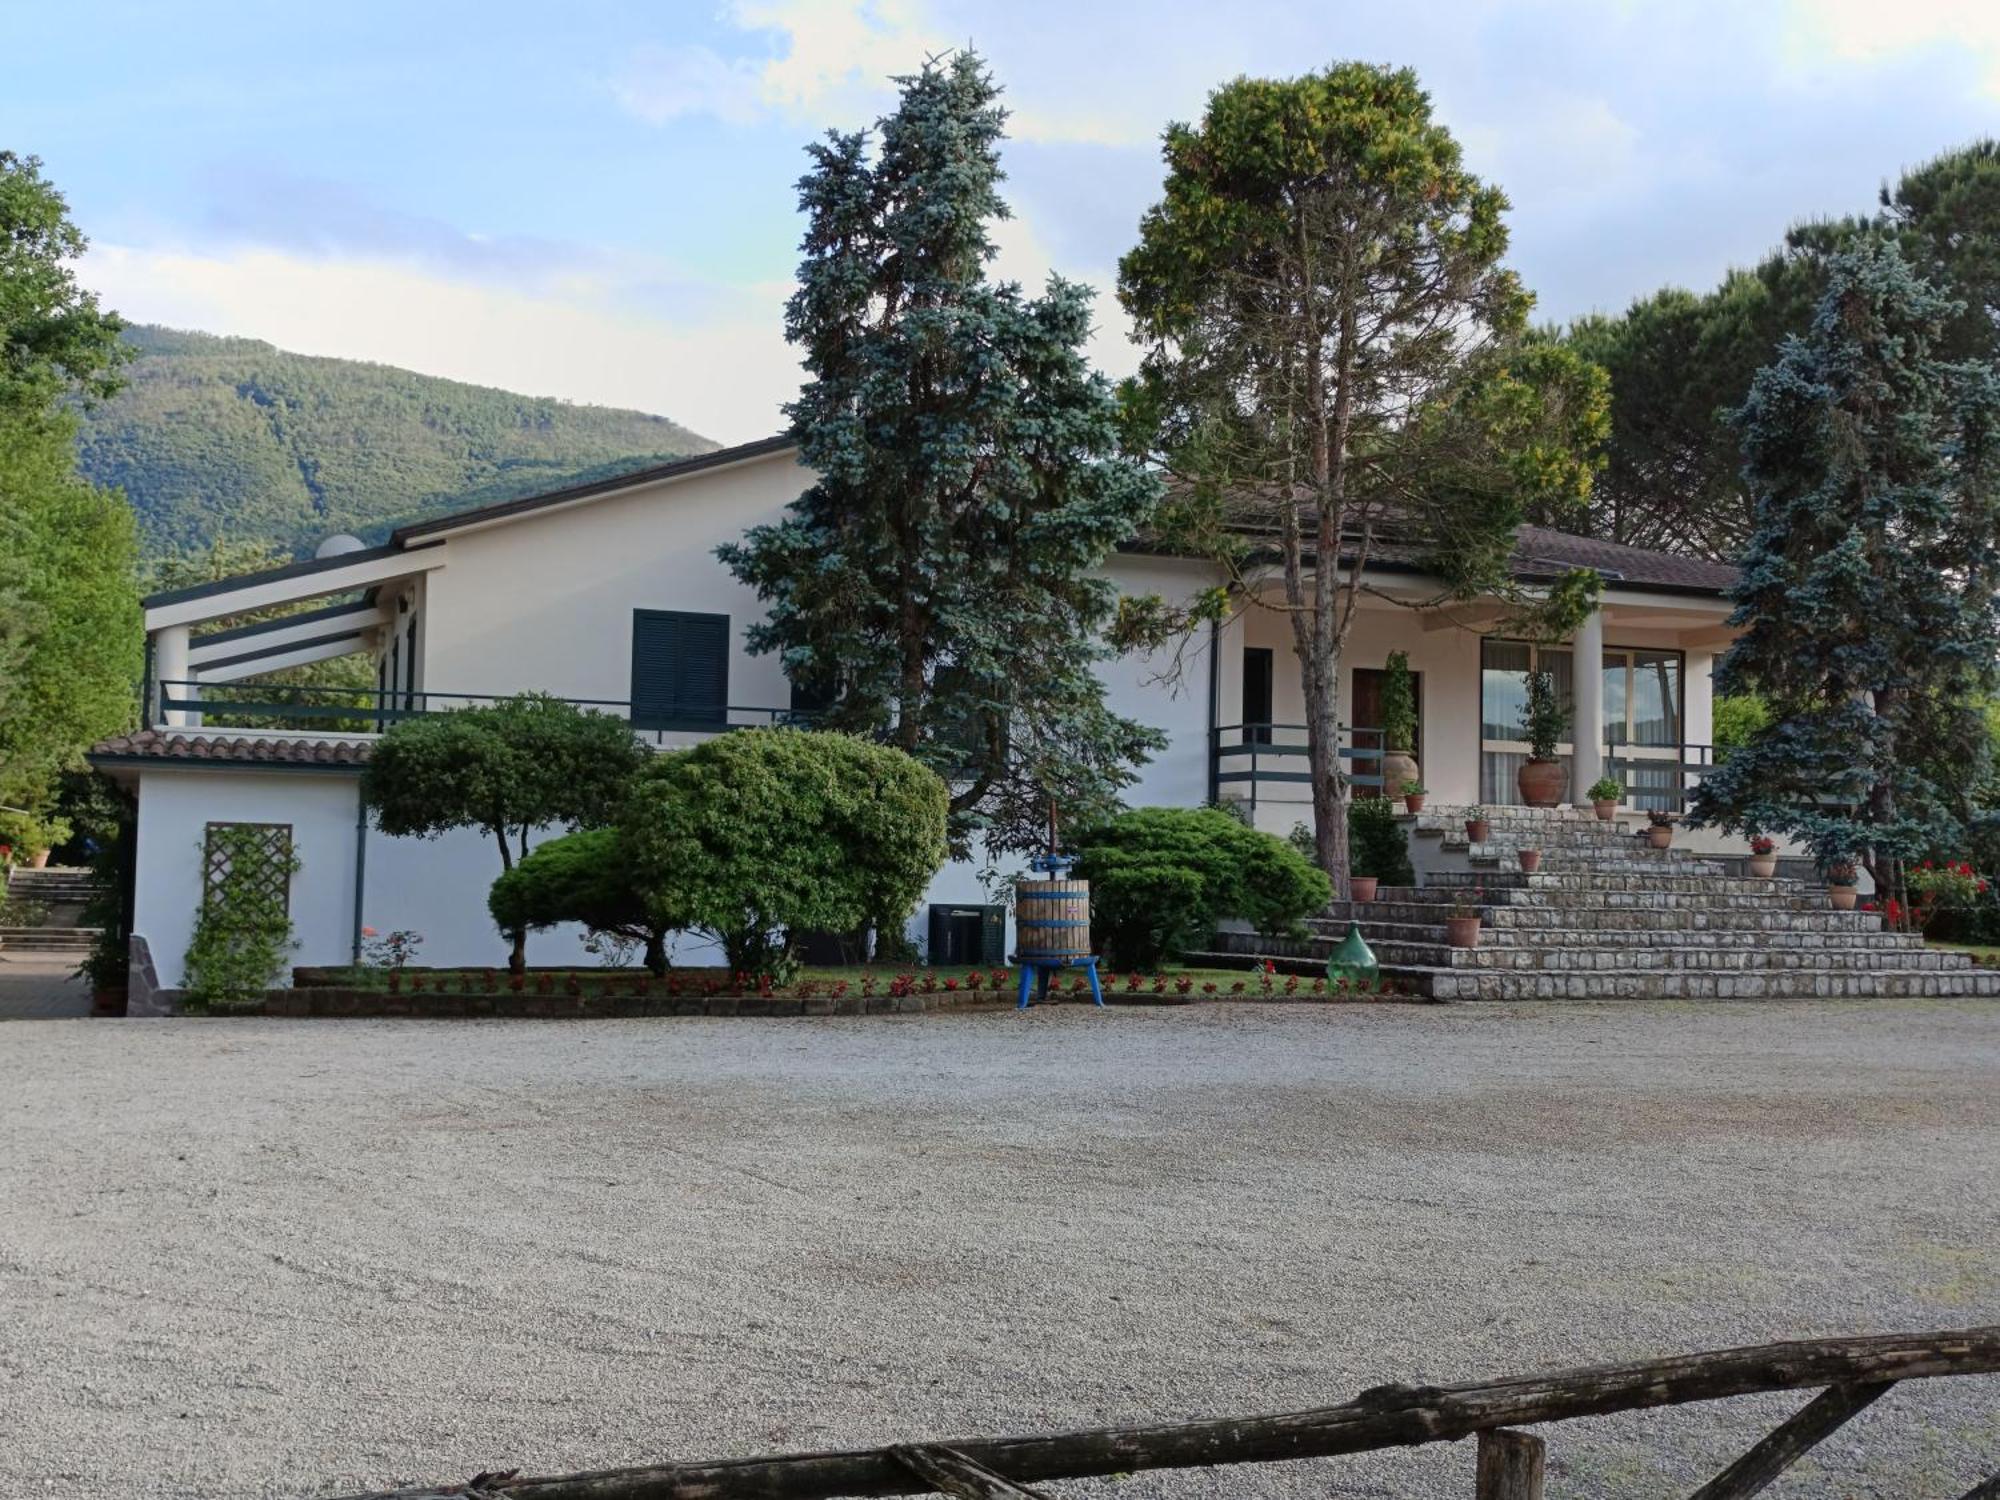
[253,988,1000,1019]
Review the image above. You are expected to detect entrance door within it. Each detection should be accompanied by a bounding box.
[1351,666,1421,797]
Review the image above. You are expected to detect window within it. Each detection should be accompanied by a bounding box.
[631,610,730,730]
[1242,647,1274,744]
[788,668,837,721]
[1480,640,1574,805]
[1480,638,1685,807]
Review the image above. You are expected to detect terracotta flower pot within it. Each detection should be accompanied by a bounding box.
[1592,799,1617,821]
[1444,915,1482,949]
[1403,793,1426,814]
[1647,825,1672,849]
[1349,876,1379,903]
[28,848,50,869]
[1516,758,1566,808]
[1830,887,1858,911]
[1748,854,1777,878]
[1465,818,1491,844]
[1380,750,1420,803]
[91,985,128,1018]
[1518,849,1542,873]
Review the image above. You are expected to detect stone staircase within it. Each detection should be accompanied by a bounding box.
[1,865,104,955]
[1203,805,2000,1001]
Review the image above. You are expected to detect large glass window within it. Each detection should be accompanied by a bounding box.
[1480,639,1683,806]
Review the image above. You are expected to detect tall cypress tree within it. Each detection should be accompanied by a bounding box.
[719,53,1164,855]
[1690,239,2000,897]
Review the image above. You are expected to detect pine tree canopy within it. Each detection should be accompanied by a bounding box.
[718,52,1165,857]
[1689,237,2000,887]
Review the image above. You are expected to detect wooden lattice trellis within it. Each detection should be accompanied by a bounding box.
[201,822,295,926]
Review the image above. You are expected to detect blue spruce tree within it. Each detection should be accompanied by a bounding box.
[719,53,1163,855]
[1690,239,2000,903]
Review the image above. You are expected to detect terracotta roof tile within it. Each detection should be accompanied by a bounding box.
[88,729,375,767]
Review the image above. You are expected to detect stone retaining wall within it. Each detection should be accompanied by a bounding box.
[252,988,1003,1019]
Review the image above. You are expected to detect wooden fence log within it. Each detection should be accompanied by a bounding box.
[1475,1429,1544,1499]
[318,1325,2000,1500]
[887,1446,1050,1500]
[1685,1381,1892,1500]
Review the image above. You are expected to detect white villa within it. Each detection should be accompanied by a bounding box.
[90,436,1745,987]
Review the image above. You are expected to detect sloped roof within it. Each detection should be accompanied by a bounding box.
[87,730,374,769]
[1509,526,1739,594]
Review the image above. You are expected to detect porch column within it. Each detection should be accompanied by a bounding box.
[154,624,193,728]
[1571,607,1604,804]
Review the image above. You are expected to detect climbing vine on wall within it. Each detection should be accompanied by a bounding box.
[182,822,299,1009]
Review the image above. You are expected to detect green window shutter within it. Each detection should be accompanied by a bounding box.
[631,610,730,730]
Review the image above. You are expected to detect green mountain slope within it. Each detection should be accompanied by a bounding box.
[75,325,719,556]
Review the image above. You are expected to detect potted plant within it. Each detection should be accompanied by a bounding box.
[1747,835,1778,879]
[1586,776,1622,820]
[1401,780,1427,815]
[1349,793,1412,904]
[1464,806,1490,844]
[1518,847,1543,873]
[1515,669,1571,808]
[1827,857,1859,911]
[1646,810,1674,849]
[1444,889,1484,948]
[1377,650,1420,801]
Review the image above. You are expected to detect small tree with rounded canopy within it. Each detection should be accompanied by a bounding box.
[363,693,646,970]
[1072,806,1332,971]
[620,728,948,980]
[488,828,680,976]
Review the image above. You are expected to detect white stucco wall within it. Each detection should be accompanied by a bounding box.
[133,767,364,989]
[416,449,802,717]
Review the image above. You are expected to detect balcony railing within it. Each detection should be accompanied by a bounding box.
[151,681,811,744]
[1209,722,1387,817]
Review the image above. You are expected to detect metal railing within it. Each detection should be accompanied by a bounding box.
[1210,722,1388,818]
[1603,740,1717,814]
[151,681,811,744]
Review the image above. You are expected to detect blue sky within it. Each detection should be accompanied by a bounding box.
[8,0,1999,442]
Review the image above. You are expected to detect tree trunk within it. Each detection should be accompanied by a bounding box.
[494,825,526,976]
[644,930,667,977]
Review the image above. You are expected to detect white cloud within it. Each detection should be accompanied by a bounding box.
[608,43,768,127]
[1787,0,2000,95]
[83,243,801,445]
[609,0,1161,146]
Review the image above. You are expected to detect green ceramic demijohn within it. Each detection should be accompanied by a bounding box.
[1326,920,1379,988]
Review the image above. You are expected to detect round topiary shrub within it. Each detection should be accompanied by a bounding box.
[619,728,948,980]
[1073,806,1332,971]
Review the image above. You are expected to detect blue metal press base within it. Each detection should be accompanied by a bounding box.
[1016,956,1105,1009]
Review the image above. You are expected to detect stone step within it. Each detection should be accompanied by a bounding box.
[1423,869,1808,894]
[1401,966,2000,1002]
[1229,928,1944,969]
[1305,918,1923,951]
[0,926,98,949]
[1363,941,1969,973]
[1324,899,1883,931]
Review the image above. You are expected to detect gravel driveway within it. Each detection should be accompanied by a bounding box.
[2,1000,1997,1499]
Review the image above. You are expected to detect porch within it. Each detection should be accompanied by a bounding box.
[1210,583,1736,837]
